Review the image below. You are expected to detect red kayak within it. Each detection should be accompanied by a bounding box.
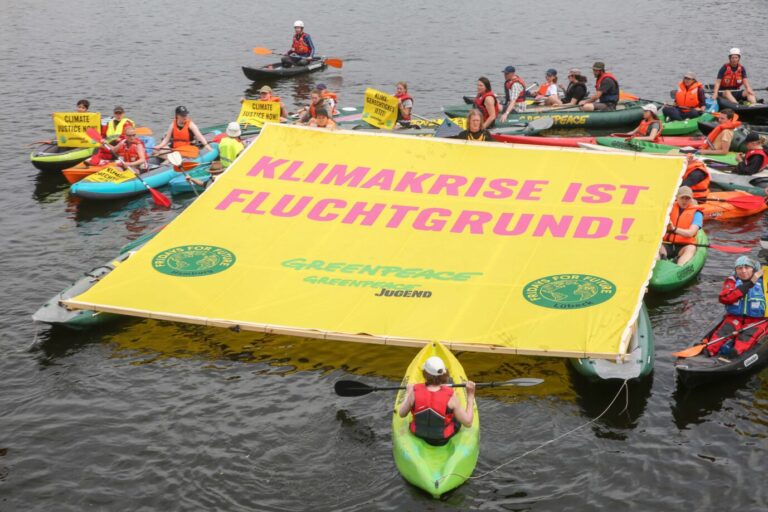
[493,134,707,148]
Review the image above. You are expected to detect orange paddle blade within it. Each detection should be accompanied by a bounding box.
[174,145,200,158]
[253,47,274,55]
[672,343,707,358]
[325,58,343,69]
[134,126,153,136]
[173,162,201,172]
[619,91,639,101]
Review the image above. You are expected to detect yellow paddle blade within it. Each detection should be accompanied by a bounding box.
[253,47,274,55]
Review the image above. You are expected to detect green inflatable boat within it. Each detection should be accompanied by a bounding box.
[649,230,708,292]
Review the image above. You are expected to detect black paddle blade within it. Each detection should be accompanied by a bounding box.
[334,380,375,397]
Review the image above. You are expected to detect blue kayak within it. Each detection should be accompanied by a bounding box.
[169,166,212,195]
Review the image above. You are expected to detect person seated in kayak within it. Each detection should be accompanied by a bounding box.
[394,82,414,128]
[156,106,212,154]
[89,105,135,164]
[315,83,339,115]
[626,104,663,142]
[662,71,706,121]
[711,48,757,105]
[397,356,476,446]
[113,126,148,173]
[681,156,710,200]
[186,158,228,190]
[698,109,740,155]
[249,86,289,122]
[218,122,245,169]
[733,132,768,175]
[534,69,561,106]
[451,109,493,141]
[76,99,90,112]
[659,186,703,266]
[705,256,767,357]
[474,76,499,129]
[499,66,526,122]
[281,20,315,68]
[554,69,588,106]
[580,62,619,112]
[308,107,337,130]
[297,89,330,124]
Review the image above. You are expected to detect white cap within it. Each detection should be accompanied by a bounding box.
[729,47,741,56]
[294,20,304,28]
[642,103,658,114]
[226,122,241,137]
[423,356,446,376]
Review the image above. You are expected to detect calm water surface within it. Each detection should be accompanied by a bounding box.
[1,0,768,510]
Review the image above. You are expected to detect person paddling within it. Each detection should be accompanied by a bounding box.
[474,77,499,129]
[626,104,663,142]
[711,48,757,105]
[580,61,619,112]
[499,66,526,122]
[394,82,414,128]
[698,109,740,155]
[156,106,212,154]
[452,109,493,141]
[281,20,315,68]
[113,126,148,173]
[397,356,476,446]
[663,71,706,121]
[659,186,703,266]
[734,132,768,175]
[89,105,135,165]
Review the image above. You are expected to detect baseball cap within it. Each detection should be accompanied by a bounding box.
[226,122,241,137]
[258,85,273,93]
[546,68,557,76]
[502,65,516,74]
[175,105,189,116]
[423,356,446,376]
[315,83,328,90]
[113,106,125,113]
[683,71,697,80]
[642,104,658,114]
[592,61,606,70]
[677,186,693,198]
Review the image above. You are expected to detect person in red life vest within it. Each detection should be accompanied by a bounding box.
[308,107,336,130]
[451,109,493,141]
[663,71,706,121]
[315,83,339,115]
[681,156,710,200]
[397,356,476,446]
[112,126,148,173]
[534,68,561,106]
[394,82,414,128]
[626,104,663,142]
[473,76,499,129]
[698,109,740,155]
[296,89,329,125]
[499,66,526,122]
[705,256,767,357]
[734,132,768,175]
[580,61,619,112]
[156,106,212,155]
[89,106,135,164]
[659,186,703,266]
[711,48,757,105]
[281,20,315,68]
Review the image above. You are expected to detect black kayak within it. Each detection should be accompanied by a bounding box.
[242,60,326,80]
[674,319,768,388]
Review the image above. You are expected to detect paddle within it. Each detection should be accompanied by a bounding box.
[669,242,751,254]
[154,144,199,159]
[85,127,172,208]
[702,194,766,209]
[252,47,342,68]
[673,319,768,358]
[168,152,201,197]
[334,377,544,397]
[134,126,153,136]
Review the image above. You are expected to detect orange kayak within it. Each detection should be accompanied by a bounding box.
[700,191,767,221]
[62,161,114,184]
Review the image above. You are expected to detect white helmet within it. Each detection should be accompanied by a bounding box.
[729,47,741,56]
[294,20,305,28]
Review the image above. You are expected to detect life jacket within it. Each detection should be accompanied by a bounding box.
[675,81,703,110]
[700,115,742,149]
[465,130,490,141]
[537,83,549,96]
[595,72,619,103]
[683,160,710,199]
[115,137,146,164]
[172,119,192,148]
[219,137,245,169]
[320,90,339,114]
[724,275,766,317]
[103,117,133,138]
[504,76,526,105]
[745,148,768,172]
[394,92,413,121]
[663,204,703,246]
[721,63,744,89]
[474,91,499,121]
[635,117,663,142]
[409,384,456,442]
[290,32,311,56]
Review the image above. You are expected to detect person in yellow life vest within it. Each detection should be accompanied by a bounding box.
[680,156,710,200]
[156,106,212,154]
[626,104,663,142]
[534,68,561,106]
[452,109,493,141]
[663,71,706,121]
[218,122,245,169]
[394,81,414,128]
[659,186,703,266]
[308,108,336,129]
[113,126,148,173]
[712,48,757,105]
[698,109,740,155]
[89,105,135,164]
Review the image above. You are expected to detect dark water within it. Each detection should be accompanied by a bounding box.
[2,0,768,510]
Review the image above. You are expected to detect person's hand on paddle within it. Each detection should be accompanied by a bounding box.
[736,152,745,163]
[465,381,476,397]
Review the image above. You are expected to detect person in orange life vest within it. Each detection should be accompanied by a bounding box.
[534,68,561,106]
[156,106,212,155]
[112,126,148,173]
[499,66,526,122]
[659,186,703,266]
[680,155,710,200]
[315,83,339,115]
[90,105,135,164]
[474,76,499,129]
[397,356,476,446]
[580,61,619,112]
[247,86,289,122]
[734,132,768,175]
[452,109,493,141]
[296,89,329,124]
[711,48,757,105]
[705,256,767,357]
[626,104,663,142]
[698,109,740,155]
[662,71,706,121]
[394,82,414,128]
[281,20,315,68]
[308,107,336,130]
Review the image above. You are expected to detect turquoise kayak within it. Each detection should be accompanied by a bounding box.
[169,165,213,195]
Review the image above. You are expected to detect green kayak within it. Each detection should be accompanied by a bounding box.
[593,137,739,166]
[393,341,479,498]
[30,142,96,172]
[662,113,715,136]
[649,230,708,292]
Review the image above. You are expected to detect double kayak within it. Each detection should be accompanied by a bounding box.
[649,230,708,293]
[393,341,478,498]
[242,59,327,80]
[30,143,96,172]
[699,191,767,221]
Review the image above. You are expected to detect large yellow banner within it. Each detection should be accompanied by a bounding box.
[237,100,281,127]
[53,112,101,147]
[362,88,399,129]
[66,124,685,358]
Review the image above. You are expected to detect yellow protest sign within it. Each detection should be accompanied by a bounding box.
[53,112,101,148]
[83,166,136,184]
[66,124,685,359]
[237,100,281,127]
[362,88,399,129]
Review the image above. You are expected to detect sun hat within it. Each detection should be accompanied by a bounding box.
[642,103,658,114]
[226,122,241,137]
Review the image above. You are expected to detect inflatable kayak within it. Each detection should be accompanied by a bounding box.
[590,137,739,166]
[708,166,768,196]
[662,113,716,135]
[30,142,96,172]
[61,136,157,183]
[494,134,708,148]
[169,165,213,195]
[699,191,767,220]
[392,341,478,498]
[649,230,708,293]
[242,59,326,80]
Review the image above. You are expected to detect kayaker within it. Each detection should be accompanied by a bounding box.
[580,62,619,112]
[76,99,90,112]
[451,110,493,141]
[698,109,740,155]
[662,71,706,121]
[156,106,212,153]
[252,86,289,122]
[659,186,703,266]
[705,256,767,357]
[711,48,757,105]
[734,132,768,175]
[113,126,148,173]
[681,156,710,200]
[297,89,330,124]
[474,76,499,129]
[185,161,227,190]
[281,20,315,68]
[500,66,526,122]
[556,69,589,106]
[397,356,476,446]
[316,83,339,115]
[218,122,245,169]
[89,105,135,164]
[308,107,337,129]
[394,82,414,128]
[534,69,560,106]
[626,104,663,142]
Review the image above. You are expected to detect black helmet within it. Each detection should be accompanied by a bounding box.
[175,105,189,116]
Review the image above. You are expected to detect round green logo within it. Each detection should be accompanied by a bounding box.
[152,245,236,277]
[523,274,616,310]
